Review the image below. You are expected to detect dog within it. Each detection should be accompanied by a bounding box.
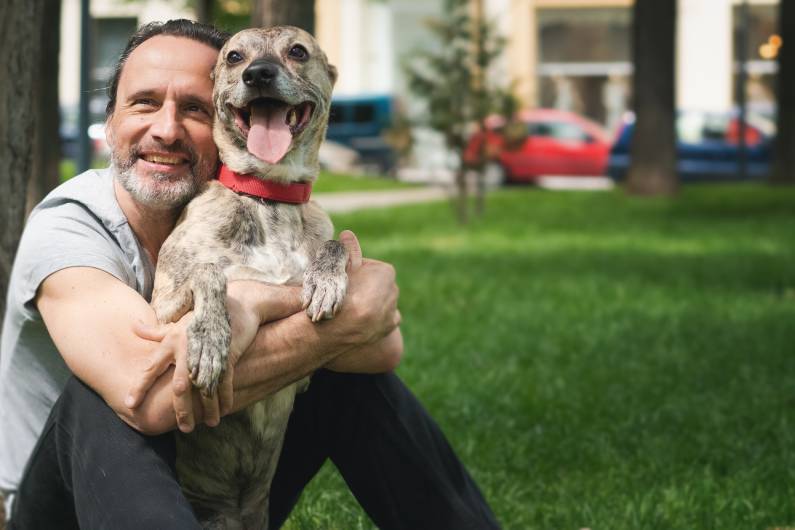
[150,26,344,529]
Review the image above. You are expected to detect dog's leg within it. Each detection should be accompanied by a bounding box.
[302,240,349,322]
[186,263,231,395]
[151,271,193,324]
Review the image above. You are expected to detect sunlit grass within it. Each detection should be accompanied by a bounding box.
[60,159,416,193]
[284,183,795,530]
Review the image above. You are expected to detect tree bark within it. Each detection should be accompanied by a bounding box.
[252,0,315,35]
[770,0,795,185]
[27,0,62,214]
[626,0,678,196]
[195,0,214,24]
[0,0,46,321]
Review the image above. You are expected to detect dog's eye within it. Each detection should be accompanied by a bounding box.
[288,45,309,62]
[226,51,244,64]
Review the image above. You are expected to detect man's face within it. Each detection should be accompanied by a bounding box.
[106,35,219,210]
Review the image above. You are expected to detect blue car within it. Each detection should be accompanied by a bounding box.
[607,111,775,182]
[326,95,395,173]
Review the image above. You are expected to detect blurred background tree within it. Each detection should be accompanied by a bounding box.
[403,0,511,223]
[0,0,48,321]
[626,0,678,196]
[770,0,795,185]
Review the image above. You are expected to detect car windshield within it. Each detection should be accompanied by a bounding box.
[528,121,589,142]
[677,111,775,146]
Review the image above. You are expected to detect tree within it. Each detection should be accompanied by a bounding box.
[27,0,62,214]
[251,0,315,34]
[770,0,795,185]
[626,0,678,196]
[0,0,47,321]
[404,0,509,223]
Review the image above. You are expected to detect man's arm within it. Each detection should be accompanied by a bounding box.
[38,250,401,435]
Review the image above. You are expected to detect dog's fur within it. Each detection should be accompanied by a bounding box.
[150,26,345,529]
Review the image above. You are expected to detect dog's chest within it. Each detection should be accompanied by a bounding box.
[235,204,312,284]
[241,242,309,285]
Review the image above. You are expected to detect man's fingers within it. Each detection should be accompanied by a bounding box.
[173,353,195,433]
[219,369,234,417]
[125,345,175,408]
[201,391,220,428]
[132,320,169,341]
[340,230,363,271]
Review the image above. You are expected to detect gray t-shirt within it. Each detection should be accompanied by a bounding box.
[0,168,154,516]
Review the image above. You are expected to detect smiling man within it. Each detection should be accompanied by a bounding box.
[0,19,499,530]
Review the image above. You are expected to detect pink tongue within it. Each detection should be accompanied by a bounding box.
[247,103,292,164]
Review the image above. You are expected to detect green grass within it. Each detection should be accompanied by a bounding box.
[283,183,795,530]
[313,171,417,193]
[60,160,415,193]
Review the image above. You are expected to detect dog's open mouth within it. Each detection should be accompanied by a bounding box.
[229,98,314,165]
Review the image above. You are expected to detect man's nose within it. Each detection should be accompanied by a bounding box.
[149,103,184,145]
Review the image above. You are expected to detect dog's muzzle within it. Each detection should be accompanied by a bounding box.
[243,60,280,88]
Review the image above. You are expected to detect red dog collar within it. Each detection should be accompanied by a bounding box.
[217,165,312,204]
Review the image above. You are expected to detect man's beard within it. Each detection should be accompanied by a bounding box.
[111,142,216,211]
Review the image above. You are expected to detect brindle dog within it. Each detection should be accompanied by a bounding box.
[150,26,344,529]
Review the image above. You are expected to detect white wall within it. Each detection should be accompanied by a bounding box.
[677,0,734,112]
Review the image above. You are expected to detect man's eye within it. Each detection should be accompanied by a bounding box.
[133,98,156,107]
[288,45,309,62]
[227,51,244,64]
[186,104,210,115]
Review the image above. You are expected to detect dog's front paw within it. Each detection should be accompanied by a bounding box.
[302,269,347,322]
[186,313,231,395]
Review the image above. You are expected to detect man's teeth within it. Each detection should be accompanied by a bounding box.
[143,154,183,165]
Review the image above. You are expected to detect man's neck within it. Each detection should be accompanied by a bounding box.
[113,179,180,266]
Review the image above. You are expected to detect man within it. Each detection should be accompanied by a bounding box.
[0,19,499,529]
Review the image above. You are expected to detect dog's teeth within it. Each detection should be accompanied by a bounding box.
[288,109,298,127]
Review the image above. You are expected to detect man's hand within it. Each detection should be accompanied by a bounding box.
[320,230,403,370]
[126,283,302,432]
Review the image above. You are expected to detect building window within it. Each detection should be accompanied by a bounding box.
[733,4,778,118]
[537,8,632,131]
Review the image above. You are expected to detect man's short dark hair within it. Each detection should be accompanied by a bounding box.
[105,19,230,119]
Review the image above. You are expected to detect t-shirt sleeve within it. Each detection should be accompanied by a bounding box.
[12,201,135,319]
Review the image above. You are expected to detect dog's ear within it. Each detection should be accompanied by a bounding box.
[327,64,338,87]
[210,69,216,82]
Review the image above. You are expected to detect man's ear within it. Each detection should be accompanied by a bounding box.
[328,64,338,87]
[104,119,114,150]
[210,69,215,82]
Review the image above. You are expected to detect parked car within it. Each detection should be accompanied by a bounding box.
[326,94,395,173]
[463,108,611,183]
[607,110,775,182]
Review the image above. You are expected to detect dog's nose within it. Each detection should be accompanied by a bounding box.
[242,60,280,87]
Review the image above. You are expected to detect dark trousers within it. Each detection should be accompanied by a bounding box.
[9,370,499,529]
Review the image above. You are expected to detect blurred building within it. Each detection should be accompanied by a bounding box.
[57,0,780,143]
[59,0,193,127]
[316,0,780,132]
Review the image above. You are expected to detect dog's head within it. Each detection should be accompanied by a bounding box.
[212,26,337,183]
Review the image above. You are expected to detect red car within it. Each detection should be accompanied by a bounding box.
[464,108,611,183]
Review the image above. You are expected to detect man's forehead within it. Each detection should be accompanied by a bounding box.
[119,35,218,93]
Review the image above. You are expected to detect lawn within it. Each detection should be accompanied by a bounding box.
[60,159,415,193]
[283,183,795,530]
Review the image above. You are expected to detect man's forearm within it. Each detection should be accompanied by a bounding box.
[230,312,403,412]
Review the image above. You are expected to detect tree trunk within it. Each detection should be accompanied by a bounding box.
[0,0,46,322]
[626,0,678,196]
[27,0,62,215]
[454,164,469,224]
[770,0,795,185]
[195,0,214,24]
[252,0,315,35]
